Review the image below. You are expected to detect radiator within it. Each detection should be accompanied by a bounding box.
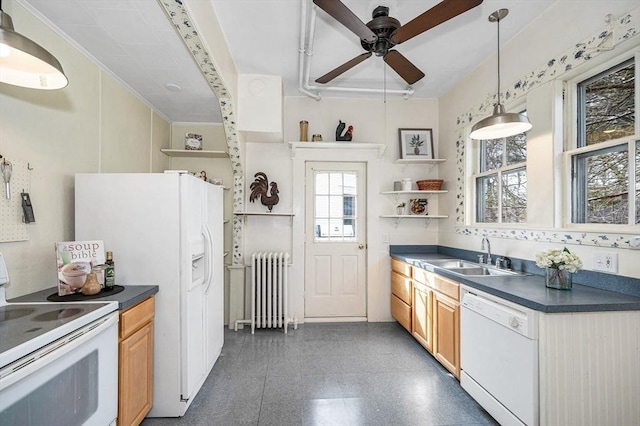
[234,252,296,334]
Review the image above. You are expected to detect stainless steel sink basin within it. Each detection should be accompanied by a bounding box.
[422,259,527,277]
[422,259,477,269]
[444,267,523,277]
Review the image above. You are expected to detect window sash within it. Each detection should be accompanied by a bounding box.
[569,55,638,227]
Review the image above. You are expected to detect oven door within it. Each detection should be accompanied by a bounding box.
[0,312,118,426]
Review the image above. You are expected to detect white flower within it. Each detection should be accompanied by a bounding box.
[535,247,582,272]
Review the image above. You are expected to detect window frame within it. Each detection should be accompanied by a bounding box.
[472,105,529,226]
[563,50,639,230]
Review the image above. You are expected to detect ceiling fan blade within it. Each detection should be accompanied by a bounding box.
[391,0,483,45]
[313,0,377,43]
[383,50,425,85]
[316,52,373,84]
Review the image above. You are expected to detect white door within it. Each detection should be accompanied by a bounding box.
[305,162,367,318]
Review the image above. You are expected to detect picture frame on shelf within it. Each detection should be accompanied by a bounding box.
[398,128,434,159]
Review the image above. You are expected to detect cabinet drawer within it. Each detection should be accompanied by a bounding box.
[391,294,411,332]
[432,275,459,302]
[391,258,412,277]
[120,296,155,339]
[413,268,459,301]
[391,271,412,305]
[412,267,431,286]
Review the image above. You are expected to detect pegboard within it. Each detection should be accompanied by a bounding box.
[0,158,31,242]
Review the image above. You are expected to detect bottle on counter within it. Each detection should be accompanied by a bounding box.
[105,251,115,290]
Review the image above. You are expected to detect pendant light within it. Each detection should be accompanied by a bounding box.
[0,1,68,89]
[469,9,531,140]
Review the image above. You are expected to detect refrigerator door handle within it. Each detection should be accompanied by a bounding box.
[202,225,214,295]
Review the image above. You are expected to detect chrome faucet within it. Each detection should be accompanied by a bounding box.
[481,237,492,266]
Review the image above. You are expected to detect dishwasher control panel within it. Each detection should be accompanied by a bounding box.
[461,286,537,339]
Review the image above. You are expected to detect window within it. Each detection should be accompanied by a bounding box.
[571,57,638,225]
[475,125,528,223]
[313,171,358,241]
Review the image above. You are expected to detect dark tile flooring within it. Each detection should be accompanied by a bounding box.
[141,322,498,426]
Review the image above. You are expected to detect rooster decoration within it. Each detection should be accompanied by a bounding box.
[249,172,279,212]
[336,120,353,141]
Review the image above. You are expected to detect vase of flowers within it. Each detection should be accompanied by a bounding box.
[535,247,582,290]
[396,202,406,215]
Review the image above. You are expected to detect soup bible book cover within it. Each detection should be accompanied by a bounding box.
[55,241,105,295]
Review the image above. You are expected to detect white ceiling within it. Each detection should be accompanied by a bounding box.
[18,0,562,123]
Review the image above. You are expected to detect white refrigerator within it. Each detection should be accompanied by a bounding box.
[75,172,224,417]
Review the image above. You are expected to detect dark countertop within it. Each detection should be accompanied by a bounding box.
[391,253,640,313]
[9,285,159,311]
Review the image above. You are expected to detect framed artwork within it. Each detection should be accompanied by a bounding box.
[398,128,434,159]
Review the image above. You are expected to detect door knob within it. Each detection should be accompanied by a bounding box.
[358,244,365,249]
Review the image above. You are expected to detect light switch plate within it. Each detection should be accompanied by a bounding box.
[593,251,618,274]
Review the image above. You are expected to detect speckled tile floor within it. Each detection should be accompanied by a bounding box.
[141,322,498,426]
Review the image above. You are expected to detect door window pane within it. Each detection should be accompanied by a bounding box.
[313,171,359,242]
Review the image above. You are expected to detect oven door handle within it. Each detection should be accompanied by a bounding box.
[0,313,118,390]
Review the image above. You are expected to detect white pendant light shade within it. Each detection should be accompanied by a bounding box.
[470,9,531,140]
[0,9,68,90]
[469,103,532,140]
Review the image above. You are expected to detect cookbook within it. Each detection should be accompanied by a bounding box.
[55,240,105,296]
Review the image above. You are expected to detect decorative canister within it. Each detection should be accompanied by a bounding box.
[299,121,309,141]
[401,178,412,191]
[393,181,402,191]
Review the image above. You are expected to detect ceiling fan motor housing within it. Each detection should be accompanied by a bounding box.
[361,6,400,56]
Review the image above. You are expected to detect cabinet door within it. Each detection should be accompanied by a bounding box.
[433,292,459,378]
[412,285,432,352]
[119,322,154,426]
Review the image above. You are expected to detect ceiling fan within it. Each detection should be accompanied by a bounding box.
[313,0,483,85]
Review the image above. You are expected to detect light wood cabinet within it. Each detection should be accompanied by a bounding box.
[412,282,432,352]
[433,291,460,378]
[119,296,155,426]
[391,260,412,332]
[391,259,460,378]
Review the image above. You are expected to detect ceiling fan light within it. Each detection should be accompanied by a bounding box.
[470,103,532,140]
[0,9,68,90]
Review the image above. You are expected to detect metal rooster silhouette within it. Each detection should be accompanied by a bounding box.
[335,120,353,141]
[249,172,279,212]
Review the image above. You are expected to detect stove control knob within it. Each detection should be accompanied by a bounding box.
[509,317,519,328]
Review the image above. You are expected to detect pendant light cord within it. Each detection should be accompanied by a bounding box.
[496,15,501,106]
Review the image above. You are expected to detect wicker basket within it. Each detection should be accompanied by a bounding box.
[416,179,443,191]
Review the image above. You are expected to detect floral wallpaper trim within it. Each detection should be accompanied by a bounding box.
[455,227,638,250]
[454,7,639,227]
[159,0,244,264]
[454,8,639,128]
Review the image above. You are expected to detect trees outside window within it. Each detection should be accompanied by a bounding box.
[571,58,638,225]
[475,127,528,223]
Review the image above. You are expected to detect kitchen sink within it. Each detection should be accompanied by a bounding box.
[422,259,478,269]
[444,266,524,277]
[421,259,527,277]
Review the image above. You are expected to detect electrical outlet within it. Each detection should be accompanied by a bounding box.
[593,251,618,274]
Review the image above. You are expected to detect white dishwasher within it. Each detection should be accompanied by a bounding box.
[460,285,539,426]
